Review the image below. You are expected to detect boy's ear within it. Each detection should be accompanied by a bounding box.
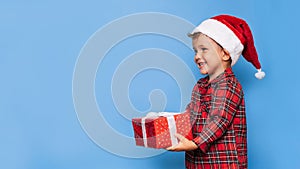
[222,49,231,61]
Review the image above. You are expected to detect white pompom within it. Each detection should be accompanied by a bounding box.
[255,69,265,79]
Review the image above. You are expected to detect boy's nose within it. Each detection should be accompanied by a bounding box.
[194,53,202,61]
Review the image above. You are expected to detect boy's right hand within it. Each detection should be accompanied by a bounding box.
[166,133,198,152]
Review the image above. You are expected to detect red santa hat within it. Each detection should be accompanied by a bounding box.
[189,14,265,79]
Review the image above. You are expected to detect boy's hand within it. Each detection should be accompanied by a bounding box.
[166,133,198,151]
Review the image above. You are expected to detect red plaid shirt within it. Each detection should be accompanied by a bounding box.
[185,68,247,169]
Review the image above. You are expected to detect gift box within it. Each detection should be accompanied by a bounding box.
[132,112,193,149]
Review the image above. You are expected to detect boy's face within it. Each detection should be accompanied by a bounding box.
[192,33,227,80]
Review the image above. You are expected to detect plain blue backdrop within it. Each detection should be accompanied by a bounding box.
[1,0,300,169]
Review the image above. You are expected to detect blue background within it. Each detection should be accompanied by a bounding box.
[1,0,299,169]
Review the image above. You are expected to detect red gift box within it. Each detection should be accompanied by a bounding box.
[132,112,193,149]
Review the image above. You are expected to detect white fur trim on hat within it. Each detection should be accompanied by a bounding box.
[190,19,244,66]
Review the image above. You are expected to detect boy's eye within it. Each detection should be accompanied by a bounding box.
[201,48,208,52]
[194,48,208,55]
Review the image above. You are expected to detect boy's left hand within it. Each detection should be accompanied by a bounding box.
[166,133,198,151]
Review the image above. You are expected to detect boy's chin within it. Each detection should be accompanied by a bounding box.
[200,70,208,75]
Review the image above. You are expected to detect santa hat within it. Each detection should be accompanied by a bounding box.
[189,14,265,79]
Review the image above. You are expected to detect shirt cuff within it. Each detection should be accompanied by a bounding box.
[193,136,209,153]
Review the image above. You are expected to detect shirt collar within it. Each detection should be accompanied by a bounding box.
[199,67,234,87]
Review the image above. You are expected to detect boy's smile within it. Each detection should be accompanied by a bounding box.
[196,61,207,69]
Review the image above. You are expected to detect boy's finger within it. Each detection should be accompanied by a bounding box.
[175,133,185,141]
[166,146,175,151]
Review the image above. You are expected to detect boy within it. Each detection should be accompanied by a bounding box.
[167,15,265,169]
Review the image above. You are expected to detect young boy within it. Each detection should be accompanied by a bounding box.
[167,15,265,169]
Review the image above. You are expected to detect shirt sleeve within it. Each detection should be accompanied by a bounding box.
[193,81,243,153]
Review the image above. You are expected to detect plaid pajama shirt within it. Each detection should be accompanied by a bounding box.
[185,68,247,169]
